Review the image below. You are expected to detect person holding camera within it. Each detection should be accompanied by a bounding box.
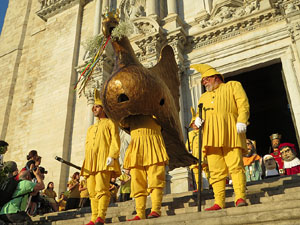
[0,168,45,224]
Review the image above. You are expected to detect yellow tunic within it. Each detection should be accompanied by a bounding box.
[79,179,89,198]
[123,115,169,169]
[81,118,121,178]
[43,189,57,199]
[185,129,199,169]
[198,81,249,155]
[67,179,80,198]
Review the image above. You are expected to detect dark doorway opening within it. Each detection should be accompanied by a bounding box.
[226,62,299,157]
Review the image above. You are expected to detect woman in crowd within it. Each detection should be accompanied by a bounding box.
[43,181,58,212]
[65,172,80,210]
[79,178,90,208]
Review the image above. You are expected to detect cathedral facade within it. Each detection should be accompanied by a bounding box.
[1,0,300,194]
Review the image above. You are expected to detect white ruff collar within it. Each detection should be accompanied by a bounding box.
[266,169,279,177]
[284,157,300,169]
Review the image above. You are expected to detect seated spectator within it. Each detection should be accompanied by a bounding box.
[65,172,80,210]
[43,182,58,212]
[0,168,44,224]
[243,139,262,182]
[109,177,119,204]
[0,140,9,168]
[279,143,300,175]
[57,192,67,211]
[118,169,132,202]
[79,178,90,208]
[262,155,279,179]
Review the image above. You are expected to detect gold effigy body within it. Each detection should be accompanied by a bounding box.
[101,15,197,170]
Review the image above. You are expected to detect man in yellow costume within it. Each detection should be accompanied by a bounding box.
[81,89,121,225]
[122,115,169,221]
[186,107,209,192]
[191,64,250,211]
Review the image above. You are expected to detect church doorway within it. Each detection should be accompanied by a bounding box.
[225,62,299,157]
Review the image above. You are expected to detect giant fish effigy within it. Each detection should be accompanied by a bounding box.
[100,11,197,170]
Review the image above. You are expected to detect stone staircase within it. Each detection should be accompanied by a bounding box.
[32,174,300,225]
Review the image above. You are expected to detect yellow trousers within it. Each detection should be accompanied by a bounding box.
[130,163,165,219]
[86,171,112,222]
[206,147,246,208]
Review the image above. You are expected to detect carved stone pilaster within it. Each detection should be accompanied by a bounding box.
[167,31,187,68]
[130,17,166,66]
[288,22,300,43]
[36,0,87,21]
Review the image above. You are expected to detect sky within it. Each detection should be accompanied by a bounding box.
[0,0,9,35]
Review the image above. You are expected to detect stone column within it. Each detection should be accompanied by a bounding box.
[146,0,157,16]
[167,0,177,15]
[102,0,110,13]
[93,0,102,35]
[86,90,94,126]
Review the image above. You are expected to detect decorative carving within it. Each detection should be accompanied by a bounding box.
[192,9,284,49]
[37,0,86,21]
[199,0,260,28]
[288,22,300,43]
[119,0,146,21]
[211,0,244,17]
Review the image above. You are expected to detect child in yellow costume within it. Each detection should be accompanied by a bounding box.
[122,115,169,221]
[81,89,121,225]
[191,64,250,211]
[185,107,210,192]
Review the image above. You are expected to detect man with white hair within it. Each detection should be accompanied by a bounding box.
[191,64,250,211]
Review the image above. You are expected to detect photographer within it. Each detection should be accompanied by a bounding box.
[28,166,48,216]
[0,168,44,224]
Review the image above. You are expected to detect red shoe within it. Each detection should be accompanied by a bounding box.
[236,198,247,207]
[127,216,141,221]
[147,211,160,219]
[85,221,95,225]
[95,217,104,225]
[204,204,222,211]
[193,189,198,193]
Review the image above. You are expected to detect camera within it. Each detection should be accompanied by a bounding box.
[33,166,48,174]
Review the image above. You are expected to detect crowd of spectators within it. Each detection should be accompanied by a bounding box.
[4,131,298,223]
[0,140,133,225]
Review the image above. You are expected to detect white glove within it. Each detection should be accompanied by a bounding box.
[195,117,204,128]
[236,122,247,134]
[106,157,114,166]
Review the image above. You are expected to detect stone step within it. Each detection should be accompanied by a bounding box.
[37,188,300,224]
[110,199,300,225]
[32,174,300,224]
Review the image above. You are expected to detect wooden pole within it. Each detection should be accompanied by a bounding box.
[197,103,203,212]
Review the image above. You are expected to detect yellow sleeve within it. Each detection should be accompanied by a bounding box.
[232,81,250,124]
[108,120,121,159]
[185,132,191,152]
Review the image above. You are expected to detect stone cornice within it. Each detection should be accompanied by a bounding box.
[191,6,285,49]
[36,0,87,21]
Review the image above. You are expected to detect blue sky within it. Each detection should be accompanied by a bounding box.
[0,0,9,35]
